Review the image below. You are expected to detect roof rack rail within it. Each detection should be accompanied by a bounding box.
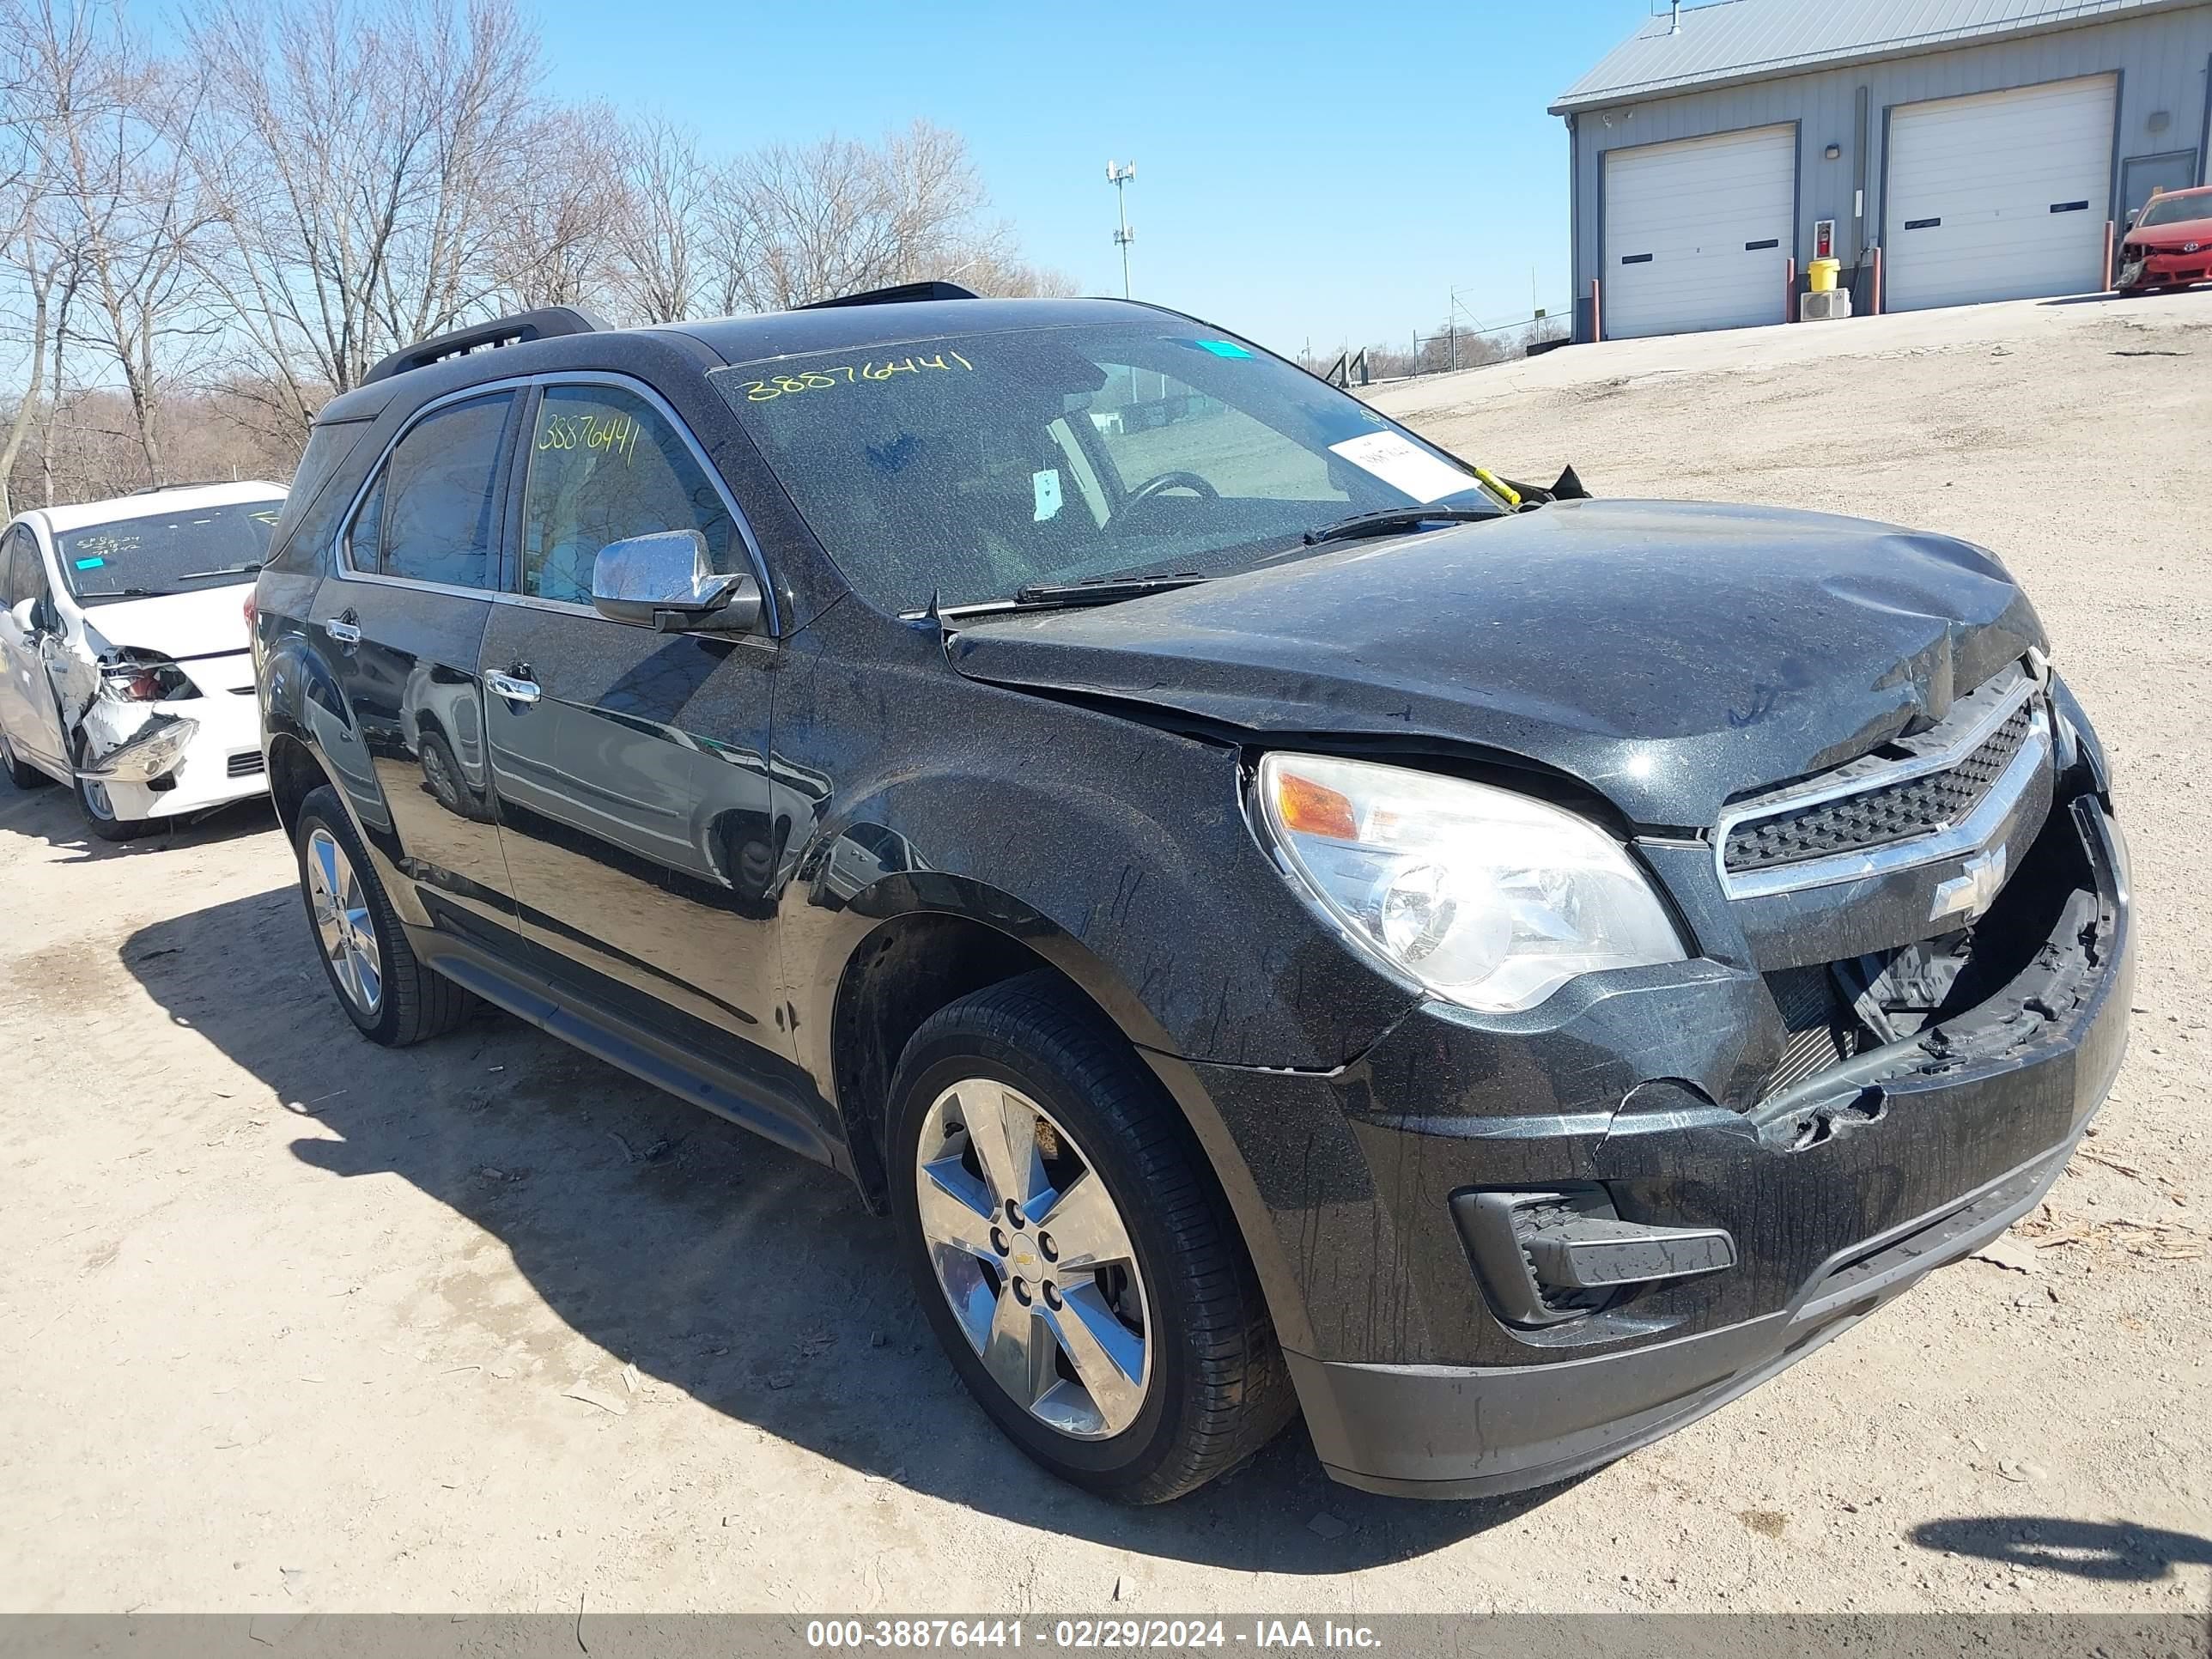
[798,280,981,311]
[362,306,608,386]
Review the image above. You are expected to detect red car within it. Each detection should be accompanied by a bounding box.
[2118,185,2212,294]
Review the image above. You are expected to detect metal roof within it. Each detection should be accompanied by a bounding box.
[23,481,287,536]
[1553,0,2201,112]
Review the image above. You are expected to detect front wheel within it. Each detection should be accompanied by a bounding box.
[889,972,1295,1503]
[71,732,154,842]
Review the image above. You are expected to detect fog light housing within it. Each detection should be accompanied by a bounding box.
[1453,1187,1737,1328]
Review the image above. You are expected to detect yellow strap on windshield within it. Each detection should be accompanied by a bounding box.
[1471,465,1522,508]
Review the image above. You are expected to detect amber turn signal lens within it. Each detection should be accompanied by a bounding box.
[1274,769,1358,840]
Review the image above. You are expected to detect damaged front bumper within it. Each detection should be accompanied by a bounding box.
[74,671,267,816]
[78,710,200,782]
[1166,792,2133,1498]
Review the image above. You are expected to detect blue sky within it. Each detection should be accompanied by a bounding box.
[532,0,1653,357]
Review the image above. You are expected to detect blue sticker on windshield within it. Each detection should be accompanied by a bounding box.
[74,556,105,570]
[1197,339,1252,359]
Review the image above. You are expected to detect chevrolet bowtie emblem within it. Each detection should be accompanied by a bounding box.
[1930,844,2008,922]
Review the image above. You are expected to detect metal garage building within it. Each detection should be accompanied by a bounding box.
[1555,0,2212,339]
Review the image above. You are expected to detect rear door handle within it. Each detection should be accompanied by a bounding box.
[325,611,362,646]
[485,670,541,707]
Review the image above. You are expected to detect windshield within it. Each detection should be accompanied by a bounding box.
[2138,191,2212,228]
[58,500,282,606]
[712,321,1500,612]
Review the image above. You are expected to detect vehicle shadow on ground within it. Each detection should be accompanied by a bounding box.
[0,775,276,861]
[1911,1517,2212,1582]
[2033,290,2201,307]
[121,886,1568,1570]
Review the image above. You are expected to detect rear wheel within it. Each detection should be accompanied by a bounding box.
[889,971,1295,1503]
[0,726,52,790]
[294,784,475,1045]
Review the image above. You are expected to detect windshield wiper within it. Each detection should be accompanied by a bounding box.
[1302,505,1502,547]
[1010,572,1212,606]
[177,563,262,580]
[75,586,171,599]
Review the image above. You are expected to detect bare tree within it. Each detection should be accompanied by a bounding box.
[0,0,88,513]
[0,212,58,519]
[178,0,545,426]
[605,114,710,323]
[32,2,216,485]
[722,120,1059,312]
[6,0,1073,507]
[489,103,622,313]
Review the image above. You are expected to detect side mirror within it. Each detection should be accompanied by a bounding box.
[2124,210,2139,230]
[7,597,34,635]
[591,530,763,634]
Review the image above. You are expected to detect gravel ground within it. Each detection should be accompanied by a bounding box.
[2,289,2207,1618]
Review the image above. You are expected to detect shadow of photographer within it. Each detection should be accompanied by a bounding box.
[1911,1516,2212,1582]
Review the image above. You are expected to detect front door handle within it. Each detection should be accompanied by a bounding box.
[485,670,541,707]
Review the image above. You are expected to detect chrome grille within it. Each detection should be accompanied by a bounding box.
[1714,668,2051,900]
[1725,702,2034,875]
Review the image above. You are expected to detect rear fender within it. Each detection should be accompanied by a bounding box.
[259,625,421,920]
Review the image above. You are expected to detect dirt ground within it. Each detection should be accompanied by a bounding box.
[2,289,2207,1618]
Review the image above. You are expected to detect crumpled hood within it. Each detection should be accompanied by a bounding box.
[2124,212,2212,250]
[80,586,252,661]
[945,498,2045,826]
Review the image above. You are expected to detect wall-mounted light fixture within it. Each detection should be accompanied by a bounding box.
[1824,143,1843,160]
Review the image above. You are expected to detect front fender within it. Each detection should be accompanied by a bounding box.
[828,867,1186,1058]
[771,611,1418,1076]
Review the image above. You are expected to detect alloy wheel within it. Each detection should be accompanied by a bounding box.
[306,827,384,1015]
[80,772,115,820]
[914,1079,1152,1439]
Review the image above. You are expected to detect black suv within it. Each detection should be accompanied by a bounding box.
[253,289,2133,1504]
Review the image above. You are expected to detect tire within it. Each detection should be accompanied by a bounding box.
[889,971,1295,1504]
[1,725,52,790]
[293,784,475,1045]
[71,730,155,842]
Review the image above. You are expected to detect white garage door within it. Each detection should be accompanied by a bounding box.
[1602,125,1794,339]
[1884,76,2116,312]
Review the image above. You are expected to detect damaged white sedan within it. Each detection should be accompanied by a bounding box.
[0,481,286,840]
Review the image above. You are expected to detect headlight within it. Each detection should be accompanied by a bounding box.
[100,653,198,702]
[1255,752,1686,1013]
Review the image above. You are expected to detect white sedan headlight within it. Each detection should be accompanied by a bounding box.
[1255,752,1687,1013]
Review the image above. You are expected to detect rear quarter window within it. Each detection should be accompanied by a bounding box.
[266,419,375,574]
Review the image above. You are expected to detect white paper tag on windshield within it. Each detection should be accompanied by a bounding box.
[1032,468,1064,522]
[1328,432,1478,504]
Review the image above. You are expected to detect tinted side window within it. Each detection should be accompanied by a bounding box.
[1,528,31,607]
[349,394,514,589]
[518,384,739,605]
[267,419,372,574]
[5,529,52,611]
